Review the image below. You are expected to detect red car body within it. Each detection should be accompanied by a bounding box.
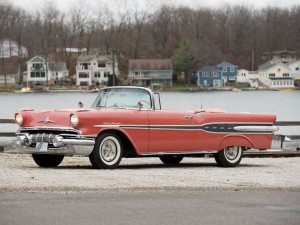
[15,86,278,169]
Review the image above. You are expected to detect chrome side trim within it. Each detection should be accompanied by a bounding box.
[141,151,218,156]
[234,126,279,132]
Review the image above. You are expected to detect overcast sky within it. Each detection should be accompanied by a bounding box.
[8,0,300,12]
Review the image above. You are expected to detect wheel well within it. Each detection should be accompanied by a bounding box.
[98,130,138,157]
[219,135,254,150]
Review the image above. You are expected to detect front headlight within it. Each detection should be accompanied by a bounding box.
[70,114,79,126]
[15,113,23,125]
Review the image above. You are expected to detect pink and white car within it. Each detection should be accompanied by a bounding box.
[15,86,279,169]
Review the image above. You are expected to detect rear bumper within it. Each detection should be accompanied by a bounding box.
[16,133,95,156]
[271,134,292,150]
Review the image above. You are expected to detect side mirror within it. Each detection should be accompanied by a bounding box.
[78,101,84,108]
[138,101,144,111]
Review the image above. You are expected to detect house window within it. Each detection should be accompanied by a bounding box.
[296,67,299,71]
[94,72,101,78]
[41,72,45,77]
[143,71,150,77]
[230,67,234,72]
[283,73,289,77]
[81,63,89,69]
[229,76,235,80]
[203,72,210,77]
[33,63,43,70]
[98,62,106,68]
[269,73,275,77]
[104,72,109,78]
[79,72,89,78]
[31,72,35,77]
[223,67,227,72]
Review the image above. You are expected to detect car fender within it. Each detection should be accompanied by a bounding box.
[97,128,141,155]
[219,135,254,150]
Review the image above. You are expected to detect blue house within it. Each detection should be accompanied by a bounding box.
[195,61,238,87]
[215,61,238,84]
[194,66,223,87]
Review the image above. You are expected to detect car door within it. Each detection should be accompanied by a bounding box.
[147,110,195,153]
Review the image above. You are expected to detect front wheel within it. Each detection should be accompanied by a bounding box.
[214,146,243,167]
[32,154,64,167]
[89,132,123,169]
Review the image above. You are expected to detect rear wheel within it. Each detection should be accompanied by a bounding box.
[214,146,243,167]
[159,155,184,165]
[89,132,123,169]
[32,154,64,167]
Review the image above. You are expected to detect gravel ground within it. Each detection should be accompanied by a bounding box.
[0,153,299,193]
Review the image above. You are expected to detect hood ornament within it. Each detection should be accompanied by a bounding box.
[38,116,54,124]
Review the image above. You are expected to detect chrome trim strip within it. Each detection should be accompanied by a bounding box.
[18,126,81,134]
[94,123,276,134]
[141,151,218,156]
[233,126,279,132]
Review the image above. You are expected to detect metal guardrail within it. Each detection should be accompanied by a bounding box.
[0,119,300,137]
[0,118,299,140]
[0,118,299,154]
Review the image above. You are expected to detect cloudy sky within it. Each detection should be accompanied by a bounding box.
[8,0,300,12]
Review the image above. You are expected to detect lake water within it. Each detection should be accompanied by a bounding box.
[0,90,299,136]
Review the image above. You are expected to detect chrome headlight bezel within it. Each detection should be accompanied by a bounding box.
[15,113,23,125]
[70,114,79,126]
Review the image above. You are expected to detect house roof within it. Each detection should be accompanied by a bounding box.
[77,54,96,62]
[27,56,45,63]
[287,60,300,67]
[198,65,219,72]
[49,61,67,71]
[258,60,289,70]
[215,61,237,68]
[77,54,112,63]
[128,59,173,71]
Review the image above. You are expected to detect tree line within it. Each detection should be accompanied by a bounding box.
[1,0,300,83]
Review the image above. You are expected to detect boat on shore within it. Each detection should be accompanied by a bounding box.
[15,87,34,93]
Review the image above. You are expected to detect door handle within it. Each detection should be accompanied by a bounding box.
[184,116,193,120]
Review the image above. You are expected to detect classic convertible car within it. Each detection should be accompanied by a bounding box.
[15,86,279,169]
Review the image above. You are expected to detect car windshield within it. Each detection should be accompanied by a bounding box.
[91,88,152,109]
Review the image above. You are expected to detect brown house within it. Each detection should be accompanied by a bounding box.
[126,59,173,87]
[0,59,20,85]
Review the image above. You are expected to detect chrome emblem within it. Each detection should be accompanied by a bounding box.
[38,116,54,124]
[43,116,50,124]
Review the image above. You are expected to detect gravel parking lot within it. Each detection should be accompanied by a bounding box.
[0,153,299,193]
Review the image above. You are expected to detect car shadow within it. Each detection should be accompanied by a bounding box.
[49,162,269,170]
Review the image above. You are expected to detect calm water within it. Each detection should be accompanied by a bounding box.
[0,90,299,135]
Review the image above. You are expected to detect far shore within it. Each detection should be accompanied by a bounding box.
[0,85,300,93]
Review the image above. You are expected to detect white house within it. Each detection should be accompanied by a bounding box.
[76,54,118,86]
[27,56,69,86]
[287,60,300,79]
[127,59,173,87]
[258,60,294,88]
[237,69,259,88]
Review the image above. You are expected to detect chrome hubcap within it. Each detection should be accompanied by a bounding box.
[224,146,239,161]
[101,140,117,162]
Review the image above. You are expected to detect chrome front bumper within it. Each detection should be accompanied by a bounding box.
[16,133,95,156]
